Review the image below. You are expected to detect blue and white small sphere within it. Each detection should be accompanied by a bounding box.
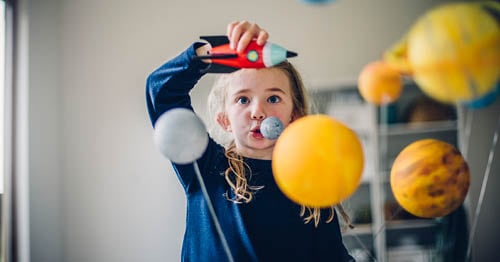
[300,0,335,5]
[261,116,284,140]
[154,108,209,164]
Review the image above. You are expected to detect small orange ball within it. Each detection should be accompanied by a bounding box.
[358,61,403,105]
[390,139,470,218]
[272,115,364,207]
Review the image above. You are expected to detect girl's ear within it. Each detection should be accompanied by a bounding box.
[290,112,297,123]
[217,112,231,132]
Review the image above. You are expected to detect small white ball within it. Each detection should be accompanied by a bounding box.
[261,116,284,140]
[153,108,209,164]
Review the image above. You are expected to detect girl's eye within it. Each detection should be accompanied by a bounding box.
[268,95,281,104]
[237,97,250,104]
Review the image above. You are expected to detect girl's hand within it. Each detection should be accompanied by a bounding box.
[227,21,269,52]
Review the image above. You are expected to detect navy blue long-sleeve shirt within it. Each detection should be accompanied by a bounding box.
[146,43,354,262]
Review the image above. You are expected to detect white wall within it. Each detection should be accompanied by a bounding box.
[28,0,63,261]
[25,0,458,261]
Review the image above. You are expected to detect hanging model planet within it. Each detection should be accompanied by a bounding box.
[300,0,335,5]
[358,60,403,105]
[384,2,500,105]
[261,116,284,140]
[390,139,470,218]
[153,108,209,164]
[272,115,364,207]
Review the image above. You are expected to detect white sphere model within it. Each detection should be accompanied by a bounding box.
[153,108,209,164]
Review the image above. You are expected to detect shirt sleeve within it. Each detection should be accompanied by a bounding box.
[145,42,227,190]
[145,42,209,126]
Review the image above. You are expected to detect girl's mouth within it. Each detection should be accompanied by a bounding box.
[251,127,264,139]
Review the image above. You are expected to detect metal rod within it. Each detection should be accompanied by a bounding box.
[193,161,234,262]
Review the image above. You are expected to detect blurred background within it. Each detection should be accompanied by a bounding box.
[1,0,499,261]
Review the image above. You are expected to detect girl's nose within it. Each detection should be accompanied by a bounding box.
[251,103,265,120]
[251,114,265,120]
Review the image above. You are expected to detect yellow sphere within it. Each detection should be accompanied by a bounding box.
[407,2,500,104]
[358,61,403,105]
[272,115,364,207]
[390,139,470,218]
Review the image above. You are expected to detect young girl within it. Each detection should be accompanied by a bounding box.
[146,21,354,262]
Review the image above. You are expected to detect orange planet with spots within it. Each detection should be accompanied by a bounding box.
[390,139,470,218]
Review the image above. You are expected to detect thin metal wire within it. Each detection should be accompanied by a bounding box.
[349,206,403,262]
[466,112,500,260]
[372,206,403,241]
[193,161,235,262]
[462,110,474,160]
[350,232,377,261]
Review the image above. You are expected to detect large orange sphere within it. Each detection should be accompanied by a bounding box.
[358,61,403,105]
[272,115,364,207]
[390,139,470,218]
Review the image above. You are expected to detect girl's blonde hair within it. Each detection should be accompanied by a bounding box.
[207,61,352,228]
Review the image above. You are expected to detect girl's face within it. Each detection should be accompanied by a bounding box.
[217,68,296,160]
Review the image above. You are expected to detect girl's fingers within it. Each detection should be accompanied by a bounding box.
[227,21,267,52]
[226,21,240,49]
[256,30,269,46]
[229,21,248,50]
